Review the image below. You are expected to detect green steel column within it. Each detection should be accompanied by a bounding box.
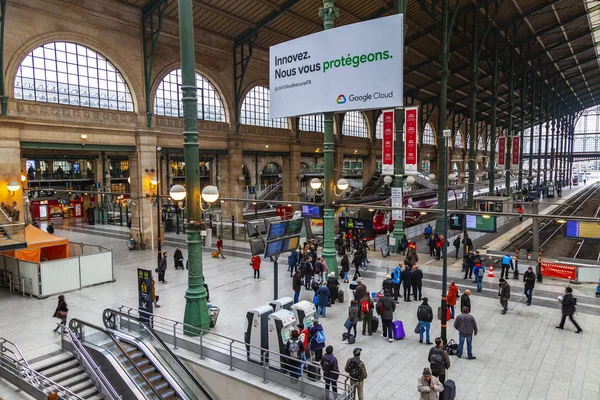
[319,0,339,276]
[567,114,574,185]
[466,8,479,209]
[558,113,565,186]
[536,79,544,186]
[179,0,210,333]
[542,94,551,186]
[0,0,7,115]
[505,51,515,193]
[518,63,527,190]
[527,75,536,187]
[487,32,499,193]
[392,0,407,251]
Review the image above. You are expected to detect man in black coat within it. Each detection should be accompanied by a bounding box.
[460,290,471,313]
[412,265,424,301]
[498,278,510,314]
[522,266,536,306]
[556,286,582,333]
[453,235,461,260]
[401,265,413,302]
[463,251,475,280]
[462,234,473,256]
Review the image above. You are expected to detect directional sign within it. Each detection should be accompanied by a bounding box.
[339,217,374,232]
[137,268,153,327]
[449,214,464,230]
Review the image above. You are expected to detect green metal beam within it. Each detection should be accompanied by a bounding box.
[234,0,300,46]
[20,142,136,152]
[466,6,479,209]
[0,0,7,115]
[487,30,499,192]
[142,0,168,127]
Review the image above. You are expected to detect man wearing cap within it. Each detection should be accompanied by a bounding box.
[522,266,536,306]
[417,367,443,400]
[498,278,511,314]
[345,348,367,400]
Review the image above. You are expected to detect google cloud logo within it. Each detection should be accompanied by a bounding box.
[336,94,347,104]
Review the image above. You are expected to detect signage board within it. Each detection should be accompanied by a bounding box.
[249,186,255,195]
[283,235,300,252]
[382,110,394,175]
[264,239,284,258]
[267,221,287,240]
[511,136,520,167]
[404,107,418,173]
[269,14,404,118]
[137,268,153,326]
[286,218,303,235]
[565,220,600,241]
[301,205,322,219]
[275,205,293,220]
[498,137,506,167]
[449,214,464,231]
[391,187,403,221]
[465,215,496,233]
[339,217,374,232]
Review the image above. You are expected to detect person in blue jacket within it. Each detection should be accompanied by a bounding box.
[309,322,326,362]
[316,282,331,318]
[473,262,485,292]
[391,265,402,303]
[500,254,513,280]
[288,248,299,277]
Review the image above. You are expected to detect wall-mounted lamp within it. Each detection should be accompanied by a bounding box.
[7,181,20,197]
[383,175,393,186]
[170,184,187,209]
[278,173,283,179]
[428,173,436,181]
[20,172,27,182]
[150,176,158,190]
[200,185,220,211]
[298,173,305,181]
[310,178,323,195]
[128,176,131,184]
[237,175,246,184]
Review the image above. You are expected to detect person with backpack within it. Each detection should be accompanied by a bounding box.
[320,346,339,396]
[359,293,374,336]
[417,367,444,400]
[379,290,396,342]
[345,300,360,343]
[341,254,350,283]
[292,270,302,304]
[452,235,461,260]
[500,254,513,280]
[417,297,433,344]
[412,265,424,301]
[391,265,402,303]
[556,286,582,333]
[309,322,326,361]
[453,307,478,359]
[428,337,451,400]
[345,348,367,400]
[473,262,485,292]
[401,265,413,301]
[284,329,305,380]
[251,254,261,279]
[316,282,331,317]
[447,281,459,318]
[522,266,536,306]
[312,271,324,294]
[498,278,511,314]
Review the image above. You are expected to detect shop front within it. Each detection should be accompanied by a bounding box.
[29,193,84,221]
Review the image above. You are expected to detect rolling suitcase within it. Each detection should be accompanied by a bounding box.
[305,362,321,381]
[338,289,344,303]
[211,251,218,258]
[371,316,379,332]
[392,320,405,340]
[347,334,355,344]
[444,379,456,400]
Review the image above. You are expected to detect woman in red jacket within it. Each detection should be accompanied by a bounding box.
[251,255,261,279]
[447,281,459,318]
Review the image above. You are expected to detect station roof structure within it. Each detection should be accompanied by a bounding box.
[123,0,600,128]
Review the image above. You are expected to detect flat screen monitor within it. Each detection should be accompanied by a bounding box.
[465,214,497,233]
[264,239,284,258]
[267,221,287,240]
[249,237,265,256]
[246,220,266,237]
[286,218,303,235]
[301,205,322,219]
[284,235,300,252]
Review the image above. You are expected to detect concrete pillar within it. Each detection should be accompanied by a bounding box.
[0,123,25,223]
[363,152,377,181]
[220,141,243,222]
[284,145,302,203]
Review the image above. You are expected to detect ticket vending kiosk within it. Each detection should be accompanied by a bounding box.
[267,309,297,371]
[269,297,294,312]
[291,300,317,329]
[244,305,273,364]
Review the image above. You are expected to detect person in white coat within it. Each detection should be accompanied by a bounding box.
[417,368,444,400]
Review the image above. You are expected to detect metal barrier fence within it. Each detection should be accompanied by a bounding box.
[116,306,357,400]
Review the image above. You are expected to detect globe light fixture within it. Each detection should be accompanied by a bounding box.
[336,178,349,191]
[310,178,322,190]
[201,185,219,204]
[7,181,20,196]
[383,175,393,185]
[406,176,416,185]
[170,184,187,201]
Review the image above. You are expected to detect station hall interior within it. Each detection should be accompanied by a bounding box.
[1,0,600,399]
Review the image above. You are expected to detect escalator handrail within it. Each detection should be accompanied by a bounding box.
[103,308,213,400]
[69,318,164,399]
[62,328,122,400]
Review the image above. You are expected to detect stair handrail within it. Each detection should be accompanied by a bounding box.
[0,206,14,223]
[0,337,39,386]
[243,180,283,212]
[68,318,164,399]
[61,328,122,400]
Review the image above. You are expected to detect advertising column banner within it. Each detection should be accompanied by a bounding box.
[404,107,418,173]
[391,187,403,221]
[511,136,520,167]
[498,137,506,168]
[382,110,394,175]
[269,14,404,118]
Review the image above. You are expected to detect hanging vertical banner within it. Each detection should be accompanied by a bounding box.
[498,136,506,168]
[405,107,419,173]
[512,136,520,166]
[382,110,395,175]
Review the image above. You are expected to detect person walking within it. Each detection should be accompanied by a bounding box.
[428,234,436,257]
[158,252,168,284]
[500,254,513,280]
[345,348,367,400]
[345,300,359,343]
[428,337,451,400]
[401,265,413,301]
[412,265,423,301]
[405,247,419,268]
[301,256,313,289]
[152,278,160,308]
[215,236,225,259]
[359,294,374,336]
[447,281,459,318]
[283,329,305,380]
[417,297,433,344]
[391,265,402,303]
[555,286,582,333]
[251,254,261,279]
[292,270,302,304]
[460,289,471,313]
[452,235,461,260]
[341,254,350,283]
[522,266,536,306]
[320,345,339,396]
[424,224,432,241]
[463,250,475,280]
[309,322,326,361]
[417,368,444,400]
[52,295,68,333]
[499,278,511,314]
[351,251,363,278]
[473,262,485,292]
[379,290,396,342]
[288,248,299,276]
[453,306,477,359]
[317,282,331,317]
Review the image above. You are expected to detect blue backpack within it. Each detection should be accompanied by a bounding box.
[316,330,326,344]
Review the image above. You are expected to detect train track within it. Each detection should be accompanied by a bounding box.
[503,182,600,260]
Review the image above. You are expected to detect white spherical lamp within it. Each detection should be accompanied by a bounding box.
[310,178,322,190]
[201,185,219,203]
[169,184,187,201]
[336,178,349,191]
[406,176,415,185]
[428,173,436,181]
[383,175,393,185]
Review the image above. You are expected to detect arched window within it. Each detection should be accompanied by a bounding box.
[154,69,225,122]
[375,113,384,139]
[342,111,367,138]
[241,86,288,128]
[14,42,133,111]
[422,123,435,145]
[455,130,463,148]
[573,139,584,152]
[299,114,324,132]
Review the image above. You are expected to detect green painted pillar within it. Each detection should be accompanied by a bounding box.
[179,0,210,333]
[536,79,545,186]
[542,94,551,186]
[487,33,499,193]
[319,1,339,276]
[518,61,527,190]
[466,7,479,209]
[0,0,7,116]
[504,51,515,193]
[527,74,537,187]
[392,0,407,251]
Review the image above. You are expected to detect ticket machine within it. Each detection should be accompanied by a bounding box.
[269,297,294,312]
[244,305,273,364]
[291,300,316,329]
[267,309,297,370]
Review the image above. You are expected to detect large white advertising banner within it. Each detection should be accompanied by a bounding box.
[269,14,404,119]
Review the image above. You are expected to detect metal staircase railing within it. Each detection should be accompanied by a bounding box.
[243,180,283,213]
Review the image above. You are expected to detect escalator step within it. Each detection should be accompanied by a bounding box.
[135,358,150,368]
[147,372,162,384]
[159,388,175,399]
[119,342,136,353]
[141,364,156,375]
[153,380,168,392]
[128,350,144,360]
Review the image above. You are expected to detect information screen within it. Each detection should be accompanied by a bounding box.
[284,235,300,252]
[301,205,322,219]
[267,221,287,240]
[249,237,265,256]
[286,218,303,235]
[264,239,284,258]
[465,215,496,233]
[565,220,600,240]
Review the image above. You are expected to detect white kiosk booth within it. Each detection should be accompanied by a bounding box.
[244,305,273,364]
[267,309,297,370]
[291,300,317,329]
[270,296,294,312]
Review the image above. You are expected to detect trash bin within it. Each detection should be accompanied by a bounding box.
[207,305,220,327]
